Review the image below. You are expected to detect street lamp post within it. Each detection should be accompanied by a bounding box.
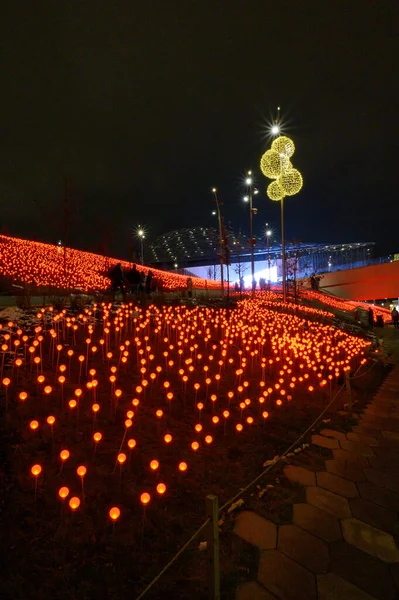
[137,227,145,265]
[265,224,272,287]
[212,188,225,297]
[244,171,258,294]
[260,114,303,303]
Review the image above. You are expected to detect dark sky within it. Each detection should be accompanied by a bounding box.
[1,1,397,258]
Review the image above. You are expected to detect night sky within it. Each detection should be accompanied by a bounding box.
[1,1,397,258]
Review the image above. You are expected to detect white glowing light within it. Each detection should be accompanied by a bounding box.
[271,124,279,135]
[245,177,252,186]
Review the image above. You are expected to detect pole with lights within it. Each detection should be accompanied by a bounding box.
[243,172,259,294]
[260,110,303,302]
[212,188,225,297]
[265,224,272,287]
[136,226,145,265]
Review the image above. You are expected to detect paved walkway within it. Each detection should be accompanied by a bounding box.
[234,363,399,599]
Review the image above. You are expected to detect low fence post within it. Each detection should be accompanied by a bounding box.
[345,372,352,416]
[206,494,220,600]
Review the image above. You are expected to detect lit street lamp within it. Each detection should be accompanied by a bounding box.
[260,110,303,302]
[243,171,258,293]
[136,226,145,265]
[265,224,272,286]
[212,188,225,297]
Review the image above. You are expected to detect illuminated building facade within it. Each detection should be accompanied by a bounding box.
[147,227,376,283]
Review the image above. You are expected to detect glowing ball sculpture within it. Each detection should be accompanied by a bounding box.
[260,135,303,201]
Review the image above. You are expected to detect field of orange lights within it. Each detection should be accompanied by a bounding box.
[0,294,373,597]
[0,234,219,292]
[302,289,392,323]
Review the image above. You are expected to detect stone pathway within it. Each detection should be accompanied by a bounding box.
[234,365,399,600]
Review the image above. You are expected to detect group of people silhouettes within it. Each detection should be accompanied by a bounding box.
[109,263,154,300]
[108,263,194,301]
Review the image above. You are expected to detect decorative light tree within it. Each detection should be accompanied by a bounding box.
[260,135,303,302]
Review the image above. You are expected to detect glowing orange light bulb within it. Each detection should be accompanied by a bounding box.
[156,483,167,495]
[58,486,70,500]
[128,438,137,449]
[109,506,121,521]
[77,466,87,478]
[31,464,42,476]
[178,461,188,472]
[117,453,126,464]
[150,460,159,471]
[140,492,151,505]
[60,449,70,461]
[164,434,172,443]
[69,497,80,511]
[29,420,39,430]
[93,431,102,442]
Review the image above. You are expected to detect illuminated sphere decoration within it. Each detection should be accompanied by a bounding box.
[267,180,284,202]
[271,135,295,157]
[262,135,303,202]
[280,168,303,196]
[260,149,281,179]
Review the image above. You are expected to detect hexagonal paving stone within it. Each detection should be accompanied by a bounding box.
[258,549,317,600]
[319,428,347,442]
[316,471,359,498]
[283,465,316,487]
[350,497,399,535]
[236,581,277,600]
[234,511,277,550]
[374,445,399,460]
[329,541,398,600]
[311,434,339,449]
[306,486,351,518]
[340,439,376,457]
[358,481,399,511]
[325,459,366,482]
[369,456,399,473]
[361,417,399,433]
[317,572,379,600]
[332,448,370,468]
[353,424,381,437]
[363,467,399,493]
[341,517,399,563]
[347,432,379,447]
[293,503,342,542]
[277,523,330,573]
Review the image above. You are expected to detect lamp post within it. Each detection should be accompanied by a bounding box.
[212,188,225,297]
[137,227,145,265]
[260,113,303,303]
[265,224,272,286]
[244,171,258,294]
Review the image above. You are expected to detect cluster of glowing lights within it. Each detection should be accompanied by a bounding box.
[260,136,303,201]
[1,295,371,526]
[301,289,392,323]
[0,234,219,292]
